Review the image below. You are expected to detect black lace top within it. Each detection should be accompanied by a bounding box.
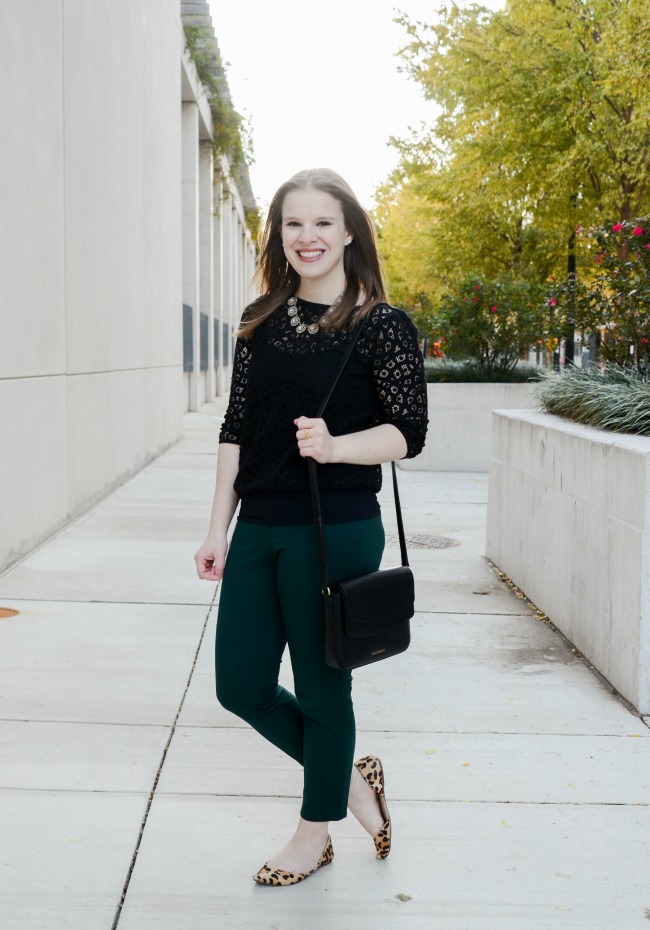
[219,299,428,496]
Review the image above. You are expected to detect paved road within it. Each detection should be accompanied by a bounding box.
[0,402,648,929]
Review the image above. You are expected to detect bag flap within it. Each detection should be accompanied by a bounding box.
[331,567,414,637]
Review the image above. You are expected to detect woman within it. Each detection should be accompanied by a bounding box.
[194,168,428,886]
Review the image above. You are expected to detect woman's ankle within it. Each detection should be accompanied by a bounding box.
[295,817,330,844]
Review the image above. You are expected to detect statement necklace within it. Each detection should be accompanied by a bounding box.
[286,294,343,334]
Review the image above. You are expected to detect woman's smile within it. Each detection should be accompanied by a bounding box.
[297,249,325,261]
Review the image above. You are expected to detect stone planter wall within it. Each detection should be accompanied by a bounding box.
[399,382,538,472]
[486,409,650,714]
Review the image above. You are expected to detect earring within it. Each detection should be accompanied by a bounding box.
[345,237,352,245]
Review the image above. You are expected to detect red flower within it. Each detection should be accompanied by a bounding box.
[475,285,480,290]
[454,328,459,333]
[633,226,643,236]
[463,297,467,301]
[575,225,583,236]
[490,306,497,313]
[595,255,603,265]
[472,297,478,303]
[612,223,622,232]
[642,338,648,345]
[549,298,557,307]
[645,243,650,250]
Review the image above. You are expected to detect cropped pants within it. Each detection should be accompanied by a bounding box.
[215,516,384,822]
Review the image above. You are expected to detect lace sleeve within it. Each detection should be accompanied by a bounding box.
[218,336,252,444]
[371,308,429,459]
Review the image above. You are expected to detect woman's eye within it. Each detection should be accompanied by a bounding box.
[317,221,332,227]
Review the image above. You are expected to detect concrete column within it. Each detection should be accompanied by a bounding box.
[181,101,200,412]
[230,198,238,367]
[220,191,232,388]
[239,226,246,316]
[248,240,256,304]
[199,141,214,402]
[213,178,223,396]
[233,213,241,321]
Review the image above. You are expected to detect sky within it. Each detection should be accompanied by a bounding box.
[207,0,504,212]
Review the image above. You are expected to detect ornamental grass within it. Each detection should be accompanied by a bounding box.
[537,365,650,437]
[425,359,545,383]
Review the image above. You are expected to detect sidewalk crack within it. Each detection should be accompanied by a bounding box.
[110,586,218,929]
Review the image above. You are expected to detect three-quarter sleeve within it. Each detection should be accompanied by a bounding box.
[218,336,252,444]
[371,309,428,458]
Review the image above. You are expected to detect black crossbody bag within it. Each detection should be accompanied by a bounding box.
[307,320,414,671]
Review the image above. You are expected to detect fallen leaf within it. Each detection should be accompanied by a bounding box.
[425,748,437,755]
[462,762,471,767]
[68,837,84,842]
[567,783,577,788]
[501,820,511,828]
[628,733,642,738]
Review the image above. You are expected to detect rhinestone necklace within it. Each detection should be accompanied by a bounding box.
[286,294,343,335]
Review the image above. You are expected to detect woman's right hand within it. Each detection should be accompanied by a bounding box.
[194,534,228,581]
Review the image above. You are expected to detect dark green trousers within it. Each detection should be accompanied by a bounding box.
[215,516,384,822]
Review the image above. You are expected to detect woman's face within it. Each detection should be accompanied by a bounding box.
[281,188,352,292]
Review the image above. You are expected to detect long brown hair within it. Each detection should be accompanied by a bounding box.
[237,168,387,339]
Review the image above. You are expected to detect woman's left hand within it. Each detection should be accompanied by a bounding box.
[294,416,336,464]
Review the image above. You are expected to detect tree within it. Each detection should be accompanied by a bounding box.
[376,0,650,306]
[548,217,650,367]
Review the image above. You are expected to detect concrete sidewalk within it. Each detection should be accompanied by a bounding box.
[0,404,649,930]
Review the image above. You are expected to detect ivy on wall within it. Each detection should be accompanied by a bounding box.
[183,23,255,197]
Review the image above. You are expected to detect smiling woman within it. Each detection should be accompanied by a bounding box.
[237,168,387,338]
[193,167,428,886]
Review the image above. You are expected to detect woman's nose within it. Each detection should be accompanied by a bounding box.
[298,224,317,243]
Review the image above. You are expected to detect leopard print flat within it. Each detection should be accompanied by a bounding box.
[354,755,392,859]
[253,835,334,886]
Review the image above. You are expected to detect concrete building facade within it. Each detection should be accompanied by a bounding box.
[0,0,257,574]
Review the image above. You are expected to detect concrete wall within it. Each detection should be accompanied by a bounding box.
[398,383,538,472]
[0,1,256,573]
[486,409,650,714]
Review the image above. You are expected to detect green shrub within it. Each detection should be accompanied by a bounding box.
[425,359,545,383]
[537,365,650,436]
[546,218,650,367]
[432,277,547,377]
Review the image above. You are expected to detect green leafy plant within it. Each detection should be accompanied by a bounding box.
[183,24,251,174]
[425,359,544,383]
[537,364,650,436]
[547,218,650,368]
[432,277,547,377]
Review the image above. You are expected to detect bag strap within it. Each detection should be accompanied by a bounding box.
[307,319,410,595]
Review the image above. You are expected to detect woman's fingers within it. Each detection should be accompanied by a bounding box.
[194,543,228,580]
[293,416,332,463]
